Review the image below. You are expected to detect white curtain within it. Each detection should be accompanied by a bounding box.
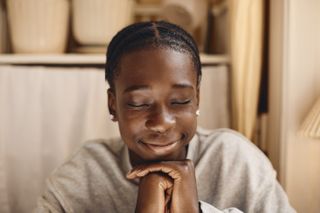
[0,65,119,213]
[229,0,264,140]
[0,65,229,212]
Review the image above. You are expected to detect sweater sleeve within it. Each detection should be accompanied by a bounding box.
[251,171,296,213]
[194,129,296,213]
[35,192,64,213]
[34,179,67,213]
[199,201,243,213]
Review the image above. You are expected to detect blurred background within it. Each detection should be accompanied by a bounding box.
[0,0,319,212]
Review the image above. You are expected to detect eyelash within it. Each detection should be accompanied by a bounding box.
[127,100,191,109]
[127,103,150,108]
[171,100,191,105]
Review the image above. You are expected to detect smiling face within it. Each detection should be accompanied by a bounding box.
[108,48,199,166]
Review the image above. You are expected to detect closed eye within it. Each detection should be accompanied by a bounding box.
[127,103,150,108]
[171,100,191,105]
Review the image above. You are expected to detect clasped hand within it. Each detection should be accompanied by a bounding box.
[127,160,200,213]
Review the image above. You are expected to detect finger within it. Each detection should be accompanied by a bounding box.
[127,166,169,179]
[129,163,182,180]
[165,187,173,204]
[126,166,148,179]
[127,166,151,179]
[126,170,140,179]
[164,180,173,210]
[127,160,194,180]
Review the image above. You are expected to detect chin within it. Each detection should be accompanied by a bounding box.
[142,150,185,162]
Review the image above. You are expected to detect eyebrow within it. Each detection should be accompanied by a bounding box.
[172,83,194,90]
[123,83,194,94]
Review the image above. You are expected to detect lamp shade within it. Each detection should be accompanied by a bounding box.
[300,97,320,139]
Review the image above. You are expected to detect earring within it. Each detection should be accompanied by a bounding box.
[109,114,115,121]
[196,110,200,116]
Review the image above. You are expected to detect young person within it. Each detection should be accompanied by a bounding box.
[36,21,295,213]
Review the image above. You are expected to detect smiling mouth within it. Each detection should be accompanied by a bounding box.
[139,140,180,154]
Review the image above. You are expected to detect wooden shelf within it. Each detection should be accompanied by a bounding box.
[0,4,230,67]
[0,54,229,66]
[134,4,161,16]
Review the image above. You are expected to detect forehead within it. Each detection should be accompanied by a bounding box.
[115,48,197,91]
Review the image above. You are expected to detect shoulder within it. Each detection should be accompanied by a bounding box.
[51,137,125,178]
[43,138,126,209]
[195,127,257,151]
[78,137,124,162]
[193,128,295,212]
[56,137,124,172]
[195,127,275,177]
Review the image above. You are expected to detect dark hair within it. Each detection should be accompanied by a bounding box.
[105,21,201,89]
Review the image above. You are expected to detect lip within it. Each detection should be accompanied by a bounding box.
[139,139,180,154]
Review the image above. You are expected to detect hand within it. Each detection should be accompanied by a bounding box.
[132,172,173,213]
[127,160,199,213]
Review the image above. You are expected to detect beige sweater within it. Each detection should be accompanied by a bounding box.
[35,128,295,213]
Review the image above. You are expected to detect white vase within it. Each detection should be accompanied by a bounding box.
[161,0,207,31]
[7,0,70,53]
[72,0,134,46]
[138,0,161,4]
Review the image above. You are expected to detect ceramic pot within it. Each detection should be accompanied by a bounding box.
[72,0,134,46]
[7,0,70,53]
[138,0,161,4]
[161,0,207,31]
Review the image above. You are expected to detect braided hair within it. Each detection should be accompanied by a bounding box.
[105,21,201,89]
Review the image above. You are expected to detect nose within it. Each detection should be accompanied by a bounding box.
[145,105,176,134]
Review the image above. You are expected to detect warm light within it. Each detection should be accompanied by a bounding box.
[300,98,320,139]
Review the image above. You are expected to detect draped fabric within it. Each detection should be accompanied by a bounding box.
[0,66,119,213]
[0,65,230,212]
[229,0,264,140]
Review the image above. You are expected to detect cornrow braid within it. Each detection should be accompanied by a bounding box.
[105,21,202,89]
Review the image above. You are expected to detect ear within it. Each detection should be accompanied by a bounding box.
[107,88,118,121]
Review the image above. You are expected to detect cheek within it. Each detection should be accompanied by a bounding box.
[117,111,145,140]
[176,111,198,133]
